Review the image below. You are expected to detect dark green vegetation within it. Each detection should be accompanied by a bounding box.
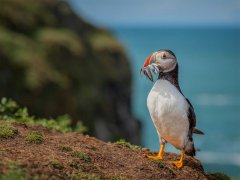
[0,0,140,143]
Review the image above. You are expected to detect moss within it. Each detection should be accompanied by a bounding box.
[68,160,78,169]
[72,151,91,163]
[0,122,18,139]
[115,139,141,150]
[59,145,73,152]
[50,160,63,170]
[108,176,126,180]
[80,173,101,180]
[152,160,165,168]
[25,131,44,144]
[207,172,230,180]
[70,173,79,180]
[0,164,25,180]
[68,172,101,180]
[0,162,38,180]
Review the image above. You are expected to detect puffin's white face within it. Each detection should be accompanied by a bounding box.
[152,50,177,73]
[141,50,177,81]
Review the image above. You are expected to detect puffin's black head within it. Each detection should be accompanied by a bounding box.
[140,49,177,81]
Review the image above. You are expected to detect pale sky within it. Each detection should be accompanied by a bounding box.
[69,0,240,27]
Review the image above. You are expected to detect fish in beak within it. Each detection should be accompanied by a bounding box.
[140,54,161,81]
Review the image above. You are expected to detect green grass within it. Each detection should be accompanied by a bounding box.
[0,164,25,180]
[50,160,63,170]
[115,139,141,150]
[0,97,87,133]
[72,151,91,163]
[81,173,101,180]
[67,160,78,169]
[25,131,44,144]
[152,159,165,168]
[59,145,73,152]
[0,162,38,180]
[0,122,18,139]
[108,176,126,180]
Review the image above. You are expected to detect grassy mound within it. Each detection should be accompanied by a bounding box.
[0,122,18,139]
[0,122,228,180]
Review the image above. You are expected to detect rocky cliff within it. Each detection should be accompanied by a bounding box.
[0,0,140,143]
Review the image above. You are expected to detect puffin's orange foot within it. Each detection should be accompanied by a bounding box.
[146,144,165,160]
[170,160,183,168]
[147,154,163,160]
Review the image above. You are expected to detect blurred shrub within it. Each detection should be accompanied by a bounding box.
[0,97,87,133]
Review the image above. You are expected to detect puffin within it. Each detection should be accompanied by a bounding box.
[140,49,204,168]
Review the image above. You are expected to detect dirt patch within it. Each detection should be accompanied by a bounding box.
[0,122,212,179]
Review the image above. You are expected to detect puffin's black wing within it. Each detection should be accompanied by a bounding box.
[186,98,196,129]
[186,98,204,134]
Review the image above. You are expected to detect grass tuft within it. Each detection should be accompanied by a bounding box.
[68,160,78,169]
[0,97,87,133]
[115,139,141,150]
[0,162,38,180]
[50,160,63,170]
[81,173,101,180]
[72,151,91,163]
[108,176,126,180]
[59,145,73,152]
[25,131,44,144]
[152,159,165,168]
[0,122,18,139]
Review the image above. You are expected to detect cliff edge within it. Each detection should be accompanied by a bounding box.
[0,122,229,180]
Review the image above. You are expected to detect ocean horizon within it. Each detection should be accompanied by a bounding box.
[112,26,240,176]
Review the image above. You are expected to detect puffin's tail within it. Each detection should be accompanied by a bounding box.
[185,137,196,157]
[193,128,204,135]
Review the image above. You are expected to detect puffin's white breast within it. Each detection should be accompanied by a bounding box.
[147,79,189,149]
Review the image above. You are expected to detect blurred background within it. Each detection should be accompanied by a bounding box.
[69,0,240,176]
[0,0,239,177]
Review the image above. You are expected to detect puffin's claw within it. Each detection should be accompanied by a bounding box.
[169,160,183,168]
[169,150,185,169]
[147,154,163,160]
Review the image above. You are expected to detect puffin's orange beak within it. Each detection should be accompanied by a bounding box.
[140,54,155,81]
[143,55,153,67]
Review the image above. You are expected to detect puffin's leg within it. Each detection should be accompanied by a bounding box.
[171,149,185,168]
[147,143,165,160]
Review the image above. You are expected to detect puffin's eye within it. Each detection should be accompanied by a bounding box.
[162,53,166,59]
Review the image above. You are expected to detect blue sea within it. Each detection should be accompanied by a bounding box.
[112,27,240,177]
